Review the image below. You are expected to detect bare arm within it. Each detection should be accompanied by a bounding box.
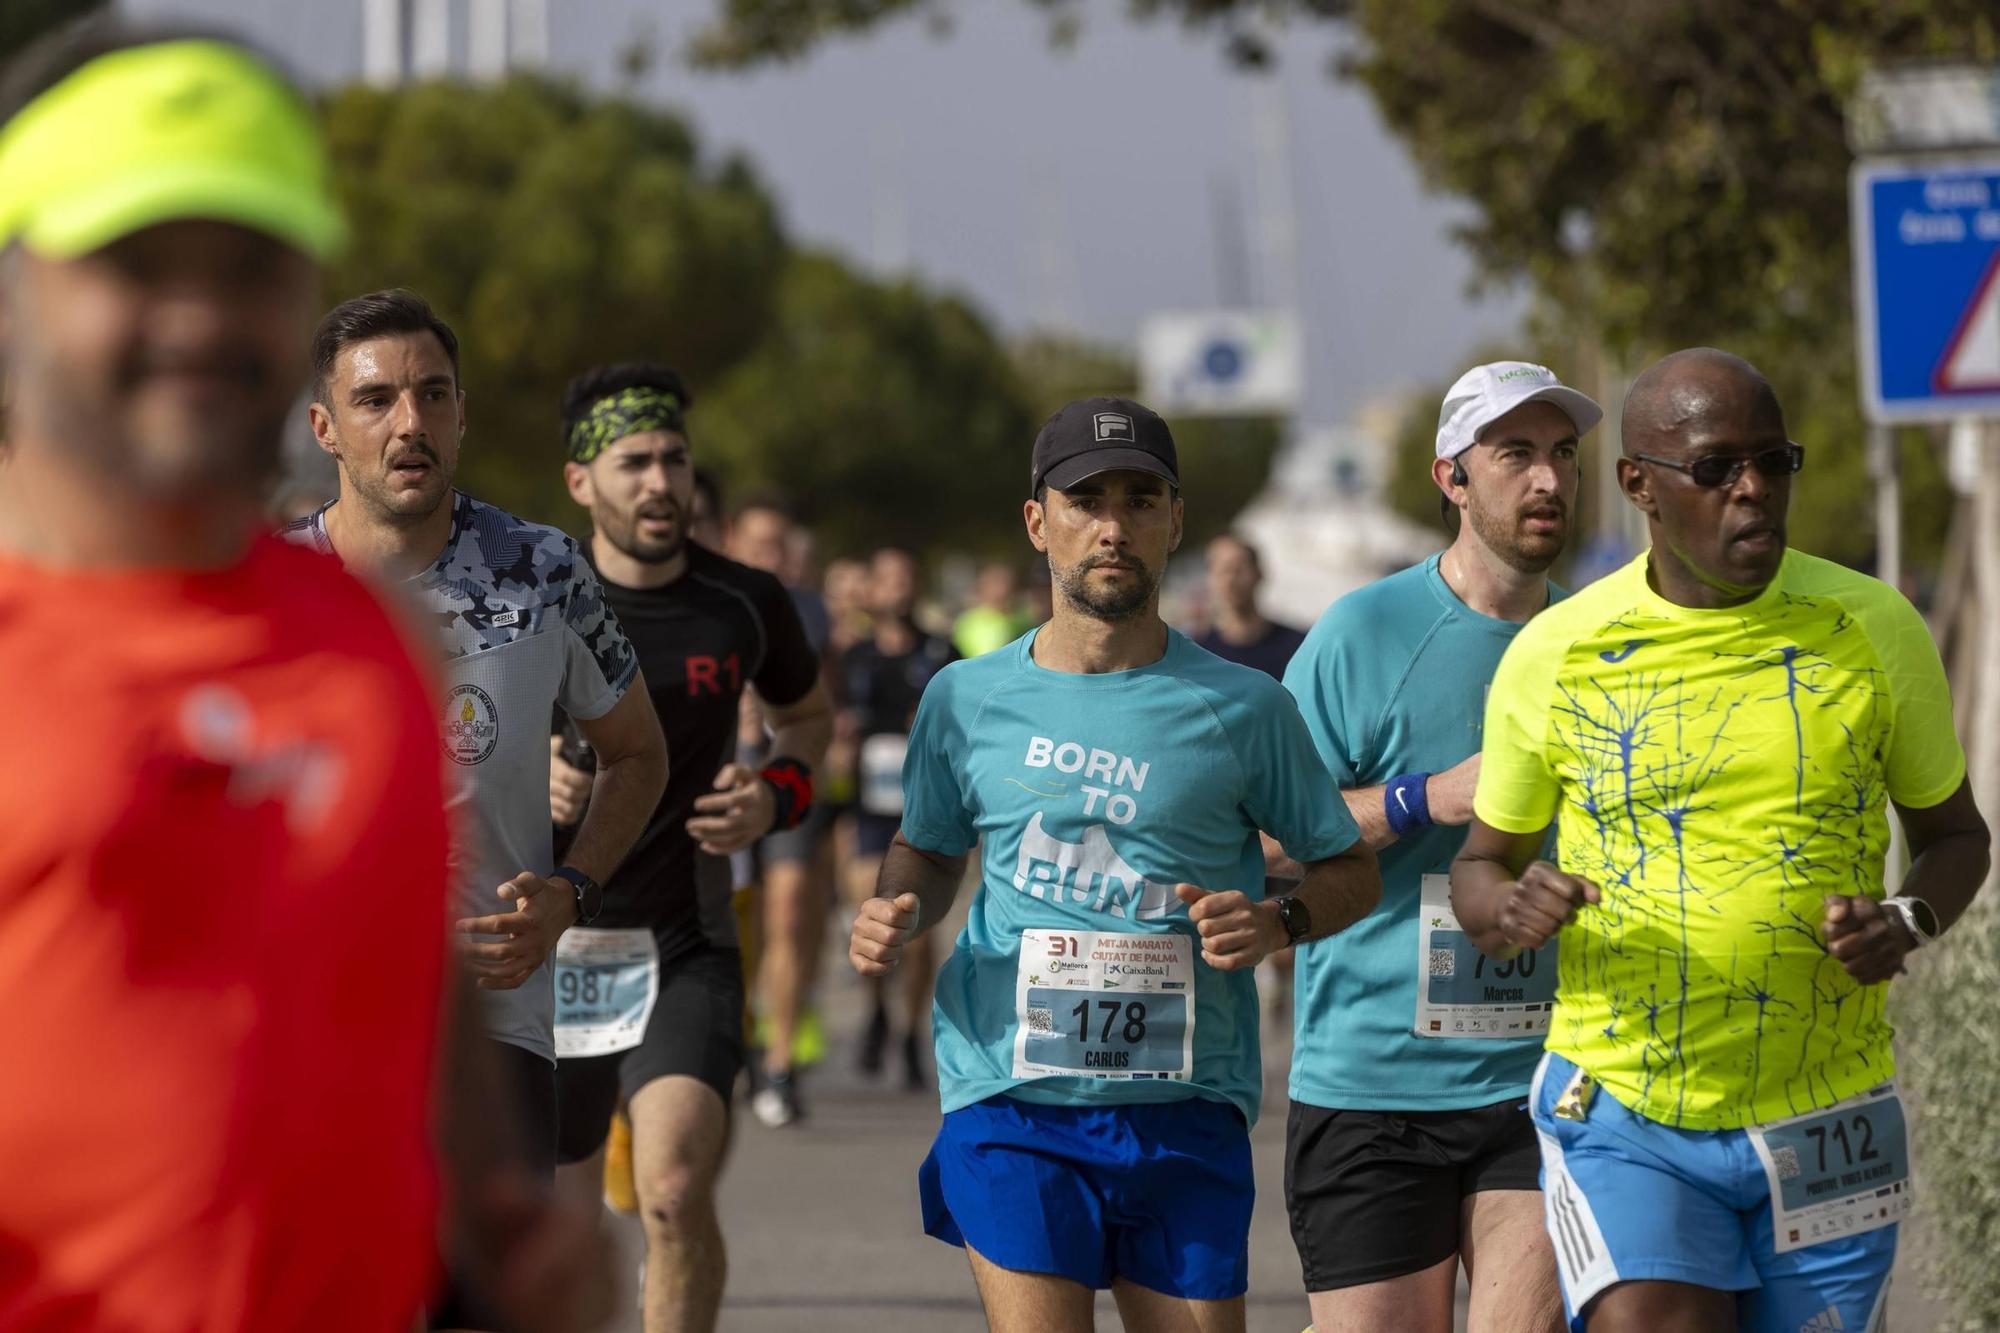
[456,680,664,988]
[1342,753,1484,853]
[761,678,835,769]
[1184,839,1381,971]
[1287,840,1382,942]
[849,833,971,975]
[1825,778,1991,984]
[566,674,668,885]
[686,680,835,854]
[1341,787,1397,851]
[1450,815,1597,959]
[1893,778,1991,932]
[1264,756,1484,873]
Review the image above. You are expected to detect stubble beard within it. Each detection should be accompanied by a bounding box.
[1466,494,1565,576]
[1050,551,1162,622]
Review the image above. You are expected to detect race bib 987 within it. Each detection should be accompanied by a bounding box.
[553,927,659,1059]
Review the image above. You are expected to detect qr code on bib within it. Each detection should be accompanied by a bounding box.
[1428,948,1455,978]
[1025,1006,1054,1035]
[1771,1146,1802,1181]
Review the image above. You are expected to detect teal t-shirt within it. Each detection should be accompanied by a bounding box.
[1282,555,1563,1111]
[902,628,1360,1125]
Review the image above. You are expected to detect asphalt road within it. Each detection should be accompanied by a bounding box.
[596,935,1950,1332]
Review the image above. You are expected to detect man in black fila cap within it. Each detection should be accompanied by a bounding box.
[848,396,1378,1331]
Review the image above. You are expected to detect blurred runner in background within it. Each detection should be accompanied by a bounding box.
[727,496,840,1125]
[1195,534,1304,678]
[838,546,958,1089]
[953,560,1032,658]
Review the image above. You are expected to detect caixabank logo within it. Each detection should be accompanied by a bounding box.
[443,683,499,765]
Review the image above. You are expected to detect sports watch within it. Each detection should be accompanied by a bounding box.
[1881,894,1939,949]
[552,866,603,926]
[1274,894,1313,945]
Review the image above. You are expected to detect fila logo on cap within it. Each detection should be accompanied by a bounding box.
[1093,412,1135,443]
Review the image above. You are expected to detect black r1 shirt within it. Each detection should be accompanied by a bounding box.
[559,543,818,959]
[1194,620,1307,682]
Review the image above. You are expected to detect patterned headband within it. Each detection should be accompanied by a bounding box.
[567,386,687,463]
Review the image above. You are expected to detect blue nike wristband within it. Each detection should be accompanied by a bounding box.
[1384,772,1433,837]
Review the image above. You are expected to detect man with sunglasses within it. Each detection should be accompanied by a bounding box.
[1452,347,1991,1332]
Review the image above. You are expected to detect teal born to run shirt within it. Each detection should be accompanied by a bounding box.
[1282,554,1564,1112]
[902,628,1359,1126]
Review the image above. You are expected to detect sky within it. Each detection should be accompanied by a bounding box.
[121,0,1528,426]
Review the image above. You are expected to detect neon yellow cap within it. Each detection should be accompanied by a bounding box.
[0,39,343,261]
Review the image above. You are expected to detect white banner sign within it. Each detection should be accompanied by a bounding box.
[1139,310,1302,416]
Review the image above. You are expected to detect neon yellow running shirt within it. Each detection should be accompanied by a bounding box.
[1475,549,1964,1130]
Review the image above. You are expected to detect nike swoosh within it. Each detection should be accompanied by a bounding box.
[1599,639,1653,664]
[1394,789,1411,813]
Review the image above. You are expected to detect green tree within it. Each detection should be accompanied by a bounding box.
[697,251,1036,558]
[321,76,788,523]
[692,0,1990,574]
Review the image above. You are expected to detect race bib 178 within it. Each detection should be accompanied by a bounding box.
[1012,928,1194,1081]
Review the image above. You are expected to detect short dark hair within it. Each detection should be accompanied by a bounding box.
[1208,532,1262,575]
[559,362,693,455]
[311,289,460,405]
[0,16,292,129]
[732,491,792,526]
[691,466,723,517]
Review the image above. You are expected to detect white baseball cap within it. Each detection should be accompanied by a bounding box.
[1434,361,1603,460]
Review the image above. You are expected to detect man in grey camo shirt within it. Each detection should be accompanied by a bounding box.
[285,290,667,1206]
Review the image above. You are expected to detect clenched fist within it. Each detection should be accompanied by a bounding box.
[1498,861,1599,951]
[850,893,921,977]
[1175,883,1288,972]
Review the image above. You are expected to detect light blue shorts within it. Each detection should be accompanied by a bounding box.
[1530,1051,1902,1332]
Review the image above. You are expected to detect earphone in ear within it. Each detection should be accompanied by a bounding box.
[1450,460,1468,488]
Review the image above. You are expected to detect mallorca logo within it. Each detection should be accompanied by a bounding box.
[443,683,499,765]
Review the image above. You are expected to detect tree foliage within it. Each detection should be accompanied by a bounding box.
[688,0,1354,69]
[697,252,1036,558]
[691,0,1993,573]
[321,76,788,523]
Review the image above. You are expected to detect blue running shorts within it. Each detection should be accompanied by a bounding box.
[919,1094,1254,1300]
[1530,1050,1901,1333]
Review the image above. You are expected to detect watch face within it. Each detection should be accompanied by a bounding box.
[1282,897,1309,941]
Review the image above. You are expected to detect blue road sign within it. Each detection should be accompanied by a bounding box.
[1853,157,2000,422]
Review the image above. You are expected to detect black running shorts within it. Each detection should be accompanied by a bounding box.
[1284,1095,1541,1291]
[553,945,745,1164]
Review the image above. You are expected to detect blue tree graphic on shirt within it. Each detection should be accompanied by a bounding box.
[1544,594,1897,1124]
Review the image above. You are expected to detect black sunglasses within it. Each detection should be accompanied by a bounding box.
[1633,443,1804,489]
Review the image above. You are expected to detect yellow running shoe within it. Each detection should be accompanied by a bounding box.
[792,1004,827,1069]
[602,1109,637,1214]
[755,1004,829,1070]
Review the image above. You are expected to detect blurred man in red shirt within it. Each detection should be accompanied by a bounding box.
[0,21,569,1331]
